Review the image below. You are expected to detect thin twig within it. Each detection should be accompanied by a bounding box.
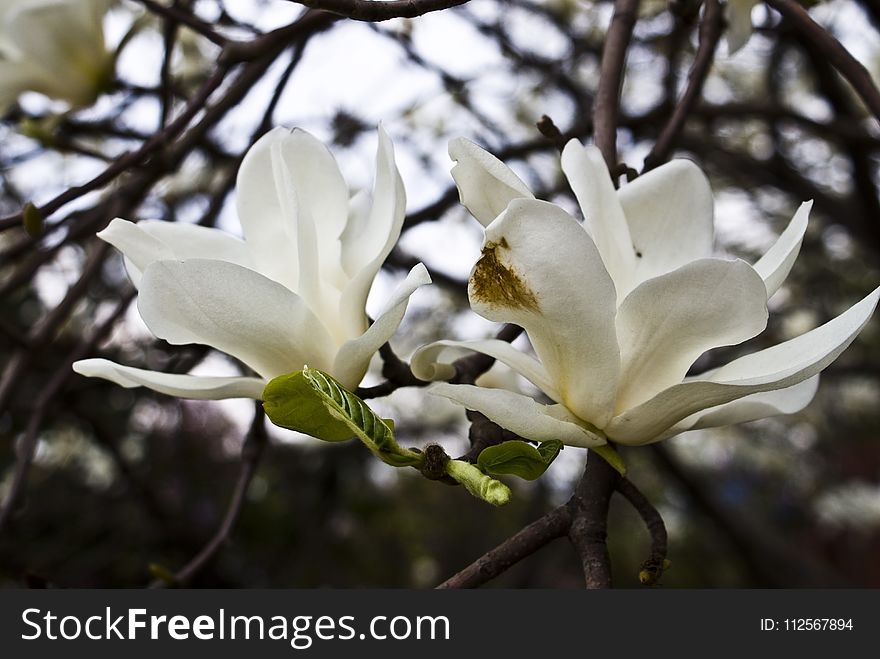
[283,0,470,22]
[643,0,723,171]
[616,477,668,585]
[159,405,268,586]
[136,0,229,46]
[0,64,230,233]
[436,504,571,588]
[765,0,880,123]
[593,0,640,168]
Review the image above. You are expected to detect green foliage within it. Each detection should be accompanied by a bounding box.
[477,440,563,480]
[262,370,354,442]
[263,368,422,468]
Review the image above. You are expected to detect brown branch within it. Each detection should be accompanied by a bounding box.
[136,0,229,46]
[162,404,268,586]
[436,504,571,588]
[593,0,640,168]
[765,0,880,123]
[283,0,469,22]
[0,63,230,234]
[567,451,620,588]
[616,477,668,585]
[643,0,723,171]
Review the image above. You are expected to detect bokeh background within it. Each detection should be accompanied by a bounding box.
[1,0,879,587]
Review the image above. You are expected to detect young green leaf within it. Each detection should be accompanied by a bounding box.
[302,367,396,451]
[262,370,353,442]
[477,439,563,480]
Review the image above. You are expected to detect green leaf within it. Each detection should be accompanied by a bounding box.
[477,439,563,480]
[301,367,397,452]
[591,444,626,476]
[262,370,353,442]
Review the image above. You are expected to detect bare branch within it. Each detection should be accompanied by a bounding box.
[567,451,620,588]
[643,0,723,171]
[616,477,668,585]
[593,0,640,168]
[283,0,469,22]
[765,0,880,122]
[162,404,268,586]
[436,505,571,588]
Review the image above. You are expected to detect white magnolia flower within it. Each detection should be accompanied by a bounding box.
[411,138,879,447]
[74,126,430,398]
[0,0,115,113]
[725,0,760,54]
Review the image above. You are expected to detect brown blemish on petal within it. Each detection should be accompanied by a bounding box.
[470,238,539,312]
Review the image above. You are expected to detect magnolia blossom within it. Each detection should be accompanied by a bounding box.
[74,126,430,398]
[0,0,115,114]
[411,138,879,447]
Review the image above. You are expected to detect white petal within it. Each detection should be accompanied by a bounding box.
[449,137,534,227]
[72,359,266,400]
[618,158,714,286]
[338,125,407,339]
[235,127,349,295]
[560,140,636,299]
[652,376,820,442]
[614,258,768,411]
[752,201,811,299]
[138,259,336,380]
[725,0,759,54]
[331,263,431,389]
[410,338,561,401]
[472,199,620,427]
[98,218,253,288]
[429,383,605,447]
[606,287,880,443]
[340,124,406,278]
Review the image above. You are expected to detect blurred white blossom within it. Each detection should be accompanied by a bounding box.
[0,0,116,113]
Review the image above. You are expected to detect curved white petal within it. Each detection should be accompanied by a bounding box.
[614,258,768,411]
[725,0,759,54]
[752,201,811,299]
[138,259,337,380]
[331,263,431,389]
[618,158,714,287]
[235,127,349,297]
[472,198,620,427]
[338,125,407,339]
[651,376,820,443]
[410,338,561,401]
[560,140,636,299]
[72,359,266,400]
[606,286,880,443]
[449,137,534,227]
[429,383,606,447]
[98,218,253,288]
